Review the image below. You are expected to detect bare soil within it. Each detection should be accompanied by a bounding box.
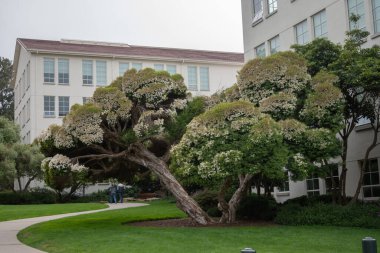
[127,218,277,228]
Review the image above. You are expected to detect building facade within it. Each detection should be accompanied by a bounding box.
[12,38,243,144]
[241,0,380,202]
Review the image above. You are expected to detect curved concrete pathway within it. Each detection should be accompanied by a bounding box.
[0,202,148,253]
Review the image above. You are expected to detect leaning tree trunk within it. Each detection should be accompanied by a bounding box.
[128,144,213,225]
[221,174,253,224]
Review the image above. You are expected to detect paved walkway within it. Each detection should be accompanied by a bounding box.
[0,203,148,253]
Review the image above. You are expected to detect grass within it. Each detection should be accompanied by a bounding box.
[0,203,107,221]
[18,200,380,253]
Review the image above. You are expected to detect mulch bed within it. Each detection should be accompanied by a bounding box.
[127,218,277,228]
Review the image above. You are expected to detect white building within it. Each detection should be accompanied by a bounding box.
[241,0,380,202]
[12,38,243,144]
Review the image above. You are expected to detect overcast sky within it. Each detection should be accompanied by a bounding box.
[0,0,244,60]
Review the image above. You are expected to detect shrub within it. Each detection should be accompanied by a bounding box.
[237,194,278,221]
[69,190,109,203]
[193,190,221,217]
[275,202,380,228]
[0,188,56,204]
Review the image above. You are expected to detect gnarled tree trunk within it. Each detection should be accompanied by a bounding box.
[220,174,253,223]
[128,143,213,225]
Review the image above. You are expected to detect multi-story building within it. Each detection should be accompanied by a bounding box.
[241,0,380,202]
[12,38,244,145]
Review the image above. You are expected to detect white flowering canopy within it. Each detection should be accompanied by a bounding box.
[171,101,288,182]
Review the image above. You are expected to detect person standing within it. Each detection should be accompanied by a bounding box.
[117,183,125,203]
[109,184,117,204]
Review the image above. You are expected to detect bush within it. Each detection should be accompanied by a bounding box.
[69,190,109,203]
[275,202,380,228]
[0,188,56,204]
[193,190,222,217]
[237,194,278,221]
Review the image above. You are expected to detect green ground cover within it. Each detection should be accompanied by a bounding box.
[0,203,107,221]
[18,200,380,253]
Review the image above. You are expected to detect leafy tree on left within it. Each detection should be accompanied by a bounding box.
[0,117,44,191]
[0,57,14,120]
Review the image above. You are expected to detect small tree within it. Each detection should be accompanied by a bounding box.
[41,154,88,201]
[172,101,289,223]
[13,144,45,192]
[0,57,14,120]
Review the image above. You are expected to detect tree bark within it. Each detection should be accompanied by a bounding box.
[218,177,232,223]
[128,143,213,225]
[223,174,253,223]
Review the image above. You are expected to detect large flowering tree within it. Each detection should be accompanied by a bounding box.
[38,69,212,224]
[172,101,289,223]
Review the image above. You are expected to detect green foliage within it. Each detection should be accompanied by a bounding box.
[237,51,310,105]
[275,202,380,228]
[0,188,56,204]
[193,190,222,217]
[0,116,20,144]
[165,96,206,142]
[237,194,278,221]
[292,38,341,76]
[0,57,14,120]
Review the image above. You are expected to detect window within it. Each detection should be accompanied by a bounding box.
[83,97,91,104]
[82,60,93,85]
[313,10,328,38]
[132,63,142,71]
[325,167,340,192]
[255,43,266,58]
[362,159,380,197]
[166,65,177,75]
[306,173,320,196]
[154,64,164,71]
[295,20,309,45]
[373,0,380,33]
[268,0,278,14]
[119,62,129,76]
[200,67,210,91]
[348,0,366,30]
[278,171,290,192]
[269,35,280,55]
[96,61,107,85]
[44,96,55,117]
[187,66,198,91]
[252,0,263,23]
[58,96,70,117]
[43,58,55,83]
[58,59,69,84]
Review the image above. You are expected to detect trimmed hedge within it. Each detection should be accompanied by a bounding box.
[0,189,56,204]
[275,202,380,228]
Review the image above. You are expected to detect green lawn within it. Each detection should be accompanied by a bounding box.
[0,203,107,221]
[18,200,380,253]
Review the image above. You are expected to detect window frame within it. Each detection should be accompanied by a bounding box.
[96,60,107,86]
[154,64,165,71]
[119,62,129,77]
[278,171,290,193]
[43,58,55,84]
[347,0,366,30]
[131,62,143,71]
[312,10,328,38]
[58,58,69,85]
[255,43,266,58]
[373,0,380,33]
[82,60,93,85]
[362,158,380,198]
[43,95,55,118]
[187,66,198,91]
[267,0,278,15]
[166,65,177,75]
[199,67,210,91]
[269,35,280,55]
[252,0,264,24]
[306,173,320,196]
[295,19,309,45]
[58,96,70,117]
